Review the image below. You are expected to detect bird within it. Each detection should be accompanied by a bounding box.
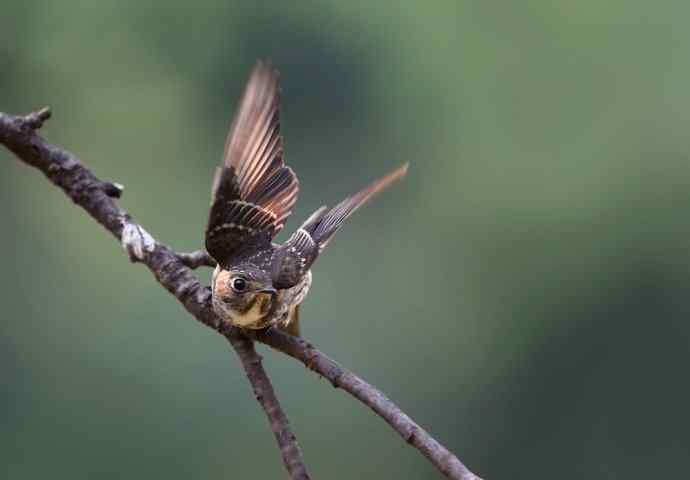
[205,61,407,336]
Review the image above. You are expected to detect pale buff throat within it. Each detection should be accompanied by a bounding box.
[231,292,274,328]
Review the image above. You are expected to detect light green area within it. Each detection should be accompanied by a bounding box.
[2,2,690,478]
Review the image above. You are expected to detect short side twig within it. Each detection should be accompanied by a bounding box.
[176,250,217,269]
[0,108,482,480]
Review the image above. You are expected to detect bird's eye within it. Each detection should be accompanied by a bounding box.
[231,277,247,293]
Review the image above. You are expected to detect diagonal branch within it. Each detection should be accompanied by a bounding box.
[0,108,482,480]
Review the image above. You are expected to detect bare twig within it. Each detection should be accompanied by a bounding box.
[228,334,311,480]
[176,250,217,269]
[0,108,482,480]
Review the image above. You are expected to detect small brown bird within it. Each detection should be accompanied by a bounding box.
[205,61,407,335]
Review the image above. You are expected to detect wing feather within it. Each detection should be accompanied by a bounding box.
[206,61,300,266]
[222,60,298,227]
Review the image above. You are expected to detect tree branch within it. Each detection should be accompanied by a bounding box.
[0,108,482,480]
[0,108,311,480]
[248,327,480,480]
[227,334,311,480]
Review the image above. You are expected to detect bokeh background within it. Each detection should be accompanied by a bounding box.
[2,2,690,479]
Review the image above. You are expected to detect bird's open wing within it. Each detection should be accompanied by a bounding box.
[205,61,299,268]
[272,164,408,288]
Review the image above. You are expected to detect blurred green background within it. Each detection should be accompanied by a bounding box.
[2,2,690,479]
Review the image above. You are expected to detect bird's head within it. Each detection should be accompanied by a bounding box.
[212,264,278,328]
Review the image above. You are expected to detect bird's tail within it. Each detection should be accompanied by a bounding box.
[305,163,408,250]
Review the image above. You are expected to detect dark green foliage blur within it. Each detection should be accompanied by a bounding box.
[2,2,689,478]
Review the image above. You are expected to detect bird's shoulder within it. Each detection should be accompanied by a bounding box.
[281,270,312,306]
[235,245,277,272]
